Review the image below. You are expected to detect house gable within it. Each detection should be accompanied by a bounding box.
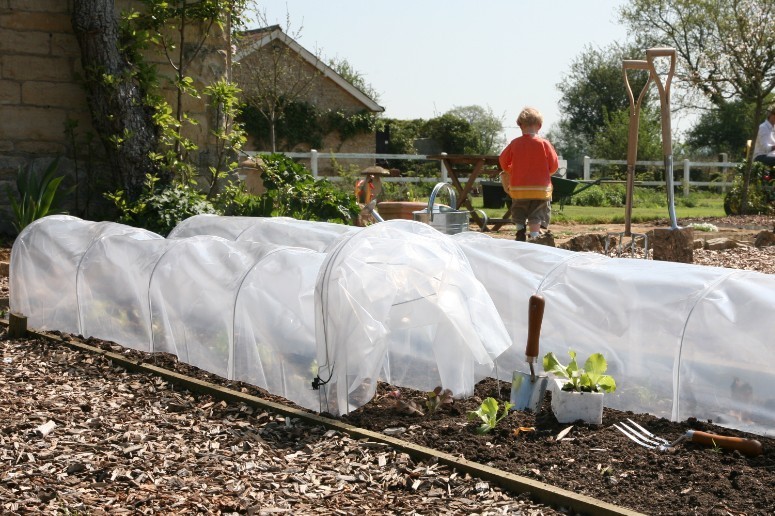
[235,26,383,113]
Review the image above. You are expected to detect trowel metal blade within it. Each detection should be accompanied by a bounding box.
[510,370,548,412]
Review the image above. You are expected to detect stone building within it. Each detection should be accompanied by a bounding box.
[0,1,227,234]
[234,26,384,175]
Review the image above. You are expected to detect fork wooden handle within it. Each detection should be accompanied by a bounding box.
[688,430,763,457]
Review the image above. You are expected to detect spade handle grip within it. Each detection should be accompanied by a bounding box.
[525,295,545,360]
[689,430,763,457]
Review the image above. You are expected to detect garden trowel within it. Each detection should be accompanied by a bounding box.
[510,294,548,412]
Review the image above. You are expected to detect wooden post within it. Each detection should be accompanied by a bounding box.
[8,313,27,339]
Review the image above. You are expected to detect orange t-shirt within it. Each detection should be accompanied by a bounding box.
[499,134,559,200]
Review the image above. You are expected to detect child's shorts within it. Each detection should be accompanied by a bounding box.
[511,199,551,228]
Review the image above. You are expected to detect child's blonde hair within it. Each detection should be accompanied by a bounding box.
[517,107,543,128]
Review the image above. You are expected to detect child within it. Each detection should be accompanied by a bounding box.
[498,107,559,241]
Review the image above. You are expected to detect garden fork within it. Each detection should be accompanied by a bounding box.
[614,418,763,457]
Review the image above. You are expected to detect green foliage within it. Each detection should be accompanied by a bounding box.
[591,107,663,161]
[6,158,71,232]
[557,43,652,149]
[203,78,247,198]
[445,105,504,154]
[423,113,479,154]
[239,101,381,151]
[328,56,381,103]
[543,350,617,393]
[467,397,514,434]
[255,154,359,222]
[685,99,756,161]
[106,174,217,236]
[722,162,774,215]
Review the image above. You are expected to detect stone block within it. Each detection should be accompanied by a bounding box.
[22,81,88,109]
[652,227,694,263]
[15,141,66,154]
[2,55,73,82]
[0,29,51,55]
[754,230,775,248]
[0,79,20,104]
[0,11,72,32]
[0,105,67,141]
[51,33,82,57]
[704,237,743,251]
[9,0,68,12]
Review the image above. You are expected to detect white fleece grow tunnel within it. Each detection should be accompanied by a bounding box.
[451,232,775,436]
[9,216,775,434]
[10,216,510,416]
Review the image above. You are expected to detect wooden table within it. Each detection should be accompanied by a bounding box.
[426,154,513,231]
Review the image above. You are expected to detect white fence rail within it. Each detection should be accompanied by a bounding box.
[245,150,741,196]
[582,157,739,196]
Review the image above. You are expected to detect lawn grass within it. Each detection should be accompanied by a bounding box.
[467,195,726,225]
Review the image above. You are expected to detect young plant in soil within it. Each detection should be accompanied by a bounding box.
[543,350,617,393]
[425,386,454,415]
[467,397,514,434]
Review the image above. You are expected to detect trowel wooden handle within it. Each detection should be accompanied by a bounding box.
[525,295,545,360]
[689,430,763,457]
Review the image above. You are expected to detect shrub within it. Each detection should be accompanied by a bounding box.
[6,157,71,232]
[106,174,217,236]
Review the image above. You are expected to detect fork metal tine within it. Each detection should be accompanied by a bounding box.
[626,418,670,445]
[613,422,657,449]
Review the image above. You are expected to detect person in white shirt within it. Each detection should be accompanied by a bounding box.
[753,107,775,167]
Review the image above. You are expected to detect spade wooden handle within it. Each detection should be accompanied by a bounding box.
[689,430,763,457]
[525,295,545,360]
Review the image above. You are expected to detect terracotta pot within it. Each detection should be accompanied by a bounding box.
[376,201,428,221]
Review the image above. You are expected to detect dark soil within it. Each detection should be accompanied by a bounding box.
[342,379,775,515]
[87,339,775,515]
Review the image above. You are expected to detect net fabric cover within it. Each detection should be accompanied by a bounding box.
[11,216,775,433]
[11,216,510,417]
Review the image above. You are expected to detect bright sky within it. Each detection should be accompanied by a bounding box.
[253,0,631,144]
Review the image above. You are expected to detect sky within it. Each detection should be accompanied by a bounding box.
[252,0,632,143]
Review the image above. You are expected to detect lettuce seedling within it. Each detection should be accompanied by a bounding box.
[426,386,454,414]
[543,350,616,393]
[467,397,514,434]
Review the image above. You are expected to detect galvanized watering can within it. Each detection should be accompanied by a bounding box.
[413,182,470,235]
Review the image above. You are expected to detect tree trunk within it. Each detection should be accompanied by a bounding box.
[71,0,165,201]
[741,97,765,214]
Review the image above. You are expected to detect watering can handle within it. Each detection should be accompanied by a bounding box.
[427,182,457,222]
[525,295,545,362]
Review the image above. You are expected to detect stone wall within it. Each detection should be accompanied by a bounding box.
[0,0,227,235]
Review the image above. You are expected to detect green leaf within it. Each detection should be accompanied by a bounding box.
[542,352,568,379]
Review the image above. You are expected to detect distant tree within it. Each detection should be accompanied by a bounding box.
[552,43,652,175]
[445,105,504,154]
[620,0,775,210]
[685,100,756,160]
[328,57,381,103]
[423,114,478,154]
[591,106,663,162]
[557,43,652,149]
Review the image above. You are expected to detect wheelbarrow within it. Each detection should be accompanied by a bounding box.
[551,176,606,211]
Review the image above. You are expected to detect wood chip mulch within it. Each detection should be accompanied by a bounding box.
[0,335,562,515]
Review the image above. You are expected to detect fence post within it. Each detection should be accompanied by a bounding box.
[583,156,591,180]
[683,159,691,197]
[310,149,318,178]
[440,152,448,182]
